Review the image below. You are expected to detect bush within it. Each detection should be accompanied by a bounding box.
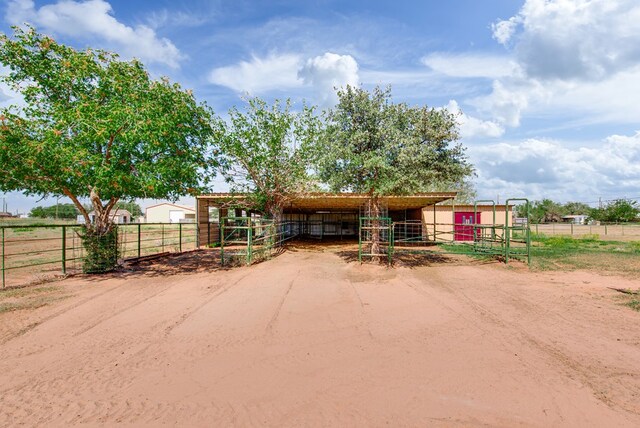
[81,226,119,273]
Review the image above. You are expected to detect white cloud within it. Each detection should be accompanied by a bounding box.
[469,132,640,202]
[445,100,504,139]
[208,53,303,94]
[492,0,640,81]
[422,53,518,79]
[209,52,359,103]
[491,16,520,46]
[298,53,359,106]
[6,0,183,68]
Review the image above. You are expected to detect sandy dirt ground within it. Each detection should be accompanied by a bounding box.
[1,247,639,427]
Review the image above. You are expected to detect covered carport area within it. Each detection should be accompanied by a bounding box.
[196,192,457,247]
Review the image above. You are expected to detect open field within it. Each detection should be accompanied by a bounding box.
[1,246,639,426]
[533,223,640,241]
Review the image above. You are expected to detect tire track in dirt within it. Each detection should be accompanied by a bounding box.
[265,269,300,332]
[0,280,127,345]
[162,268,255,337]
[409,266,640,418]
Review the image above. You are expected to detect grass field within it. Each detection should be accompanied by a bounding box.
[530,233,640,276]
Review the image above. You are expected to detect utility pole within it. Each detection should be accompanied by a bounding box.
[599,197,602,209]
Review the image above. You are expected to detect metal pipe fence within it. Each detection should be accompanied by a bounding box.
[1,223,197,288]
[220,217,299,266]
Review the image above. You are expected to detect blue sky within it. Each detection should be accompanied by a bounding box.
[1,0,640,214]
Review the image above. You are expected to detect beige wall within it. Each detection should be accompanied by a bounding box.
[145,204,195,223]
[421,205,512,242]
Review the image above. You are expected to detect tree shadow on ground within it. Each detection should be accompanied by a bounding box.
[335,249,502,268]
[75,250,225,283]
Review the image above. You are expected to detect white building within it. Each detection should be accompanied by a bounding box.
[145,203,196,223]
[78,209,132,224]
[562,214,589,225]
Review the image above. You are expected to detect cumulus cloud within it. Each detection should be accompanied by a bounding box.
[475,0,640,128]
[491,16,520,46]
[445,100,504,139]
[422,53,518,79]
[492,0,640,81]
[209,52,359,104]
[208,53,303,94]
[469,132,640,201]
[298,53,359,106]
[6,0,183,68]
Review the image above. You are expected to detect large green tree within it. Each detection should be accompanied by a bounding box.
[215,97,320,221]
[316,85,473,256]
[0,27,215,270]
[317,85,473,208]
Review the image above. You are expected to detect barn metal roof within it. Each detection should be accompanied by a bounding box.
[197,192,457,211]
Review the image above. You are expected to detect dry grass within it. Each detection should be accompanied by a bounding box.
[0,285,70,314]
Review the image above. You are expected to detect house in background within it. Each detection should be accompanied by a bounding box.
[78,209,132,224]
[145,203,196,223]
[562,214,589,224]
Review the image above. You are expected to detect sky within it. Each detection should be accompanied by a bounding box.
[1,0,639,214]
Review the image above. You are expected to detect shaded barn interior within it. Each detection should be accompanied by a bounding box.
[196,193,457,247]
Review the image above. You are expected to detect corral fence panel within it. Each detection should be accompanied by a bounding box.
[1,223,197,289]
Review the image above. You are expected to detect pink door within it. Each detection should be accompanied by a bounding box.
[454,212,480,241]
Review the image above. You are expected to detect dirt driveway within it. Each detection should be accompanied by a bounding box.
[1,248,639,426]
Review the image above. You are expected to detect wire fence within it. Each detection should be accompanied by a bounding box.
[1,223,197,288]
[533,223,640,241]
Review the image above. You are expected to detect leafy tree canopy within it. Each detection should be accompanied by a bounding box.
[0,26,216,235]
[215,97,320,219]
[590,199,639,223]
[315,85,473,198]
[30,203,78,219]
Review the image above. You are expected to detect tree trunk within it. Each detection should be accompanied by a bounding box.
[82,188,120,273]
[369,194,382,262]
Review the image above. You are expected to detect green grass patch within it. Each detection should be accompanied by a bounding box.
[530,234,640,275]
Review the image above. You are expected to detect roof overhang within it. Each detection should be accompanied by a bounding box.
[197,192,457,211]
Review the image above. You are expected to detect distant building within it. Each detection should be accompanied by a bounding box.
[145,203,196,223]
[0,211,15,218]
[562,214,589,225]
[78,209,132,224]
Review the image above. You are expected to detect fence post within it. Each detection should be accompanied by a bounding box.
[62,225,67,275]
[571,223,573,236]
[2,227,5,289]
[179,223,183,252]
[162,224,165,252]
[605,224,607,235]
[247,220,253,265]
[137,223,141,258]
